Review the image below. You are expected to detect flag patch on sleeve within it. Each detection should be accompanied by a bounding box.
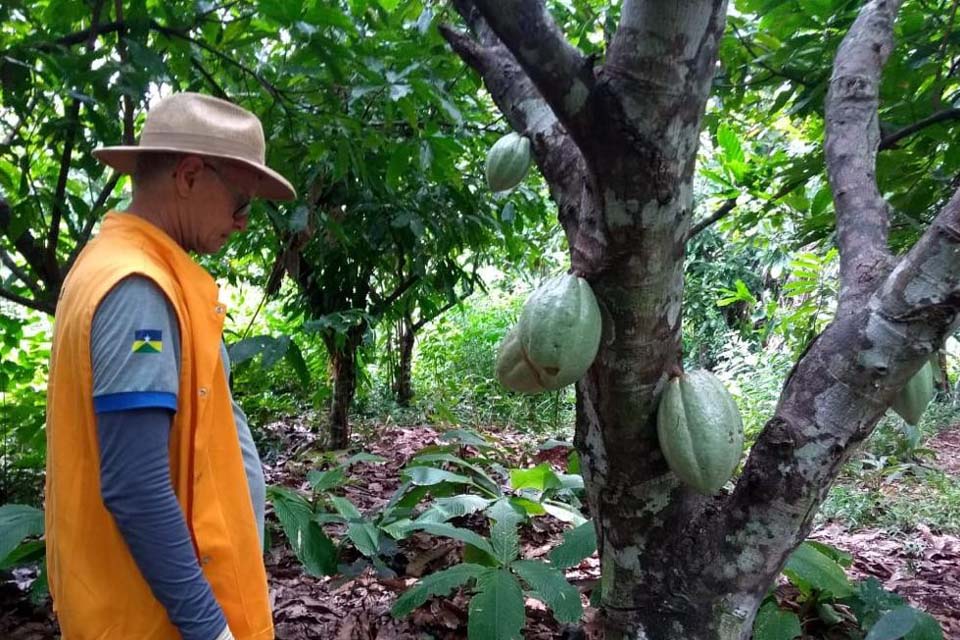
[132,329,163,353]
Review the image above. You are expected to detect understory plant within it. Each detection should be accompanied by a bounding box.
[754,541,943,640]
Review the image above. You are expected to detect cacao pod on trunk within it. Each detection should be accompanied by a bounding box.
[495,325,548,394]
[485,132,532,192]
[496,274,602,393]
[891,360,935,426]
[656,370,745,495]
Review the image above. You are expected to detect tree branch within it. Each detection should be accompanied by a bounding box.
[191,59,231,100]
[154,25,287,102]
[730,22,815,87]
[879,107,960,150]
[114,0,135,145]
[0,198,58,290]
[62,172,121,277]
[440,13,597,271]
[0,285,52,314]
[0,249,43,299]
[712,179,960,599]
[686,198,736,241]
[46,99,81,269]
[824,0,904,318]
[369,275,421,319]
[468,0,595,146]
[47,0,105,275]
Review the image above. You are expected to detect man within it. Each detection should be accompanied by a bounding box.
[45,92,296,639]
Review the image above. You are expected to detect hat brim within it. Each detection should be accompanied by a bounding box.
[93,146,297,201]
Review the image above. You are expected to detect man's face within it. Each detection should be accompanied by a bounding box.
[176,156,261,254]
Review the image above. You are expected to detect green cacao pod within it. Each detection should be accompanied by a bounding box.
[517,273,602,390]
[656,370,744,495]
[891,360,935,426]
[495,325,548,394]
[485,132,532,192]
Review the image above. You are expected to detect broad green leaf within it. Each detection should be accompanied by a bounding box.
[439,428,490,447]
[391,563,486,618]
[509,496,547,517]
[381,518,415,540]
[347,521,381,558]
[537,438,572,451]
[804,540,853,568]
[468,568,525,640]
[308,467,347,492]
[284,341,311,388]
[410,453,499,495]
[344,452,387,466]
[227,336,273,367]
[0,539,44,570]
[417,495,492,523]
[404,466,474,487]
[410,522,495,558]
[0,504,44,565]
[266,487,337,576]
[783,541,853,598]
[905,611,946,640]
[542,501,588,527]
[329,496,363,521]
[866,606,923,640]
[753,601,802,640]
[486,497,526,526]
[511,559,582,623]
[510,463,562,492]
[549,521,597,569]
[490,518,519,565]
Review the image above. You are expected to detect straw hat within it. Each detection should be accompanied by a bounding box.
[93,92,296,201]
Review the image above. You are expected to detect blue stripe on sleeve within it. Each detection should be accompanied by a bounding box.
[93,391,177,414]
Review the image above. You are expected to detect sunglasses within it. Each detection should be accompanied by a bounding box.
[203,161,252,220]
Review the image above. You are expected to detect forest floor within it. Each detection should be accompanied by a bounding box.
[2,419,958,639]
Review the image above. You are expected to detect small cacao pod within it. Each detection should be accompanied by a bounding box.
[495,325,547,394]
[517,273,602,390]
[656,370,744,495]
[485,132,532,192]
[891,360,935,426]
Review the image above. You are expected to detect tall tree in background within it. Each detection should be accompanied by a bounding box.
[442,0,960,637]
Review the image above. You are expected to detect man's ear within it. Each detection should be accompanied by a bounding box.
[174,155,206,197]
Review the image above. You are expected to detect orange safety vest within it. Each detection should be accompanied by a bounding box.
[45,212,273,640]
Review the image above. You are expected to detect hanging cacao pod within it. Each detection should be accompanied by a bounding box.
[656,370,744,495]
[891,360,935,426]
[517,273,602,390]
[495,325,547,394]
[485,132,532,192]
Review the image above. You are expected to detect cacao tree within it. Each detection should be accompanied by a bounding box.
[442,0,960,637]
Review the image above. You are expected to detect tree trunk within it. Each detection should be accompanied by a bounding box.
[327,332,361,450]
[442,1,960,638]
[395,316,415,407]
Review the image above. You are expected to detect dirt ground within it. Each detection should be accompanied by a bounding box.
[2,422,957,639]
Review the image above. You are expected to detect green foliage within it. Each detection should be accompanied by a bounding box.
[0,503,43,565]
[267,451,418,577]
[753,601,802,640]
[391,562,486,617]
[392,506,587,638]
[755,542,944,640]
[819,401,960,534]
[0,305,50,504]
[0,503,47,602]
[413,288,576,433]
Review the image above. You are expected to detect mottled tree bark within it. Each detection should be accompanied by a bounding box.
[394,315,416,407]
[443,1,957,639]
[325,330,362,450]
